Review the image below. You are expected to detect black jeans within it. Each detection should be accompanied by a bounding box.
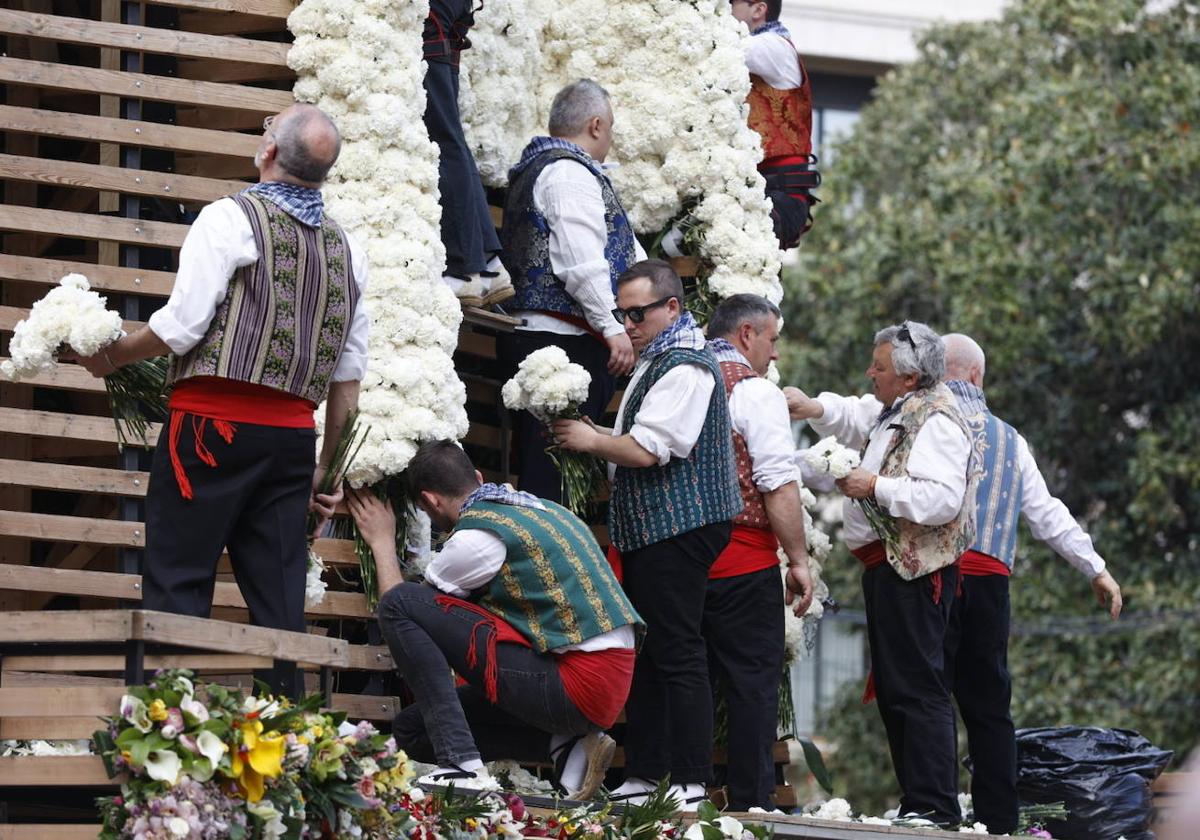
[620,521,732,784]
[945,573,1018,834]
[496,329,615,503]
[704,564,786,810]
[379,582,593,766]
[862,562,960,826]
[143,414,313,696]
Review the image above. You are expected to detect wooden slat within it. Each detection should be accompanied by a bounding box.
[456,328,497,359]
[0,716,103,739]
[0,511,144,548]
[0,304,145,334]
[311,537,358,566]
[0,827,100,840]
[0,610,133,643]
[0,57,293,113]
[0,253,176,297]
[1154,772,1194,793]
[133,610,350,667]
[0,406,159,446]
[0,755,112,786]
[0,359,107,393]
[0,104,260,160]
[463,422,505,450]
[330,692,401,722]
[345,644,394,672]
[0,152,246,204]
[0,205,189,248]
[0,685,123,717]
[0,458,146,497]
[149,0,296,17]
[0,653,277,673]
[0,9,290,67]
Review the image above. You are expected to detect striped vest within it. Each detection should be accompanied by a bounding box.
[501,147,638,320]
[948,379,1023,568]
[877,382,980,580]
[719,360,768,530]
[609,349,742,552]
[456,500,643,652]
[167,193,359,405]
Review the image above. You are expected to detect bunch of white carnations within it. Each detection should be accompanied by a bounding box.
[800,436,861,479]
[782,485,832,663]
[304,549,328,608]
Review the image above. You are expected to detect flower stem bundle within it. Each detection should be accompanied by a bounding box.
[104,356,168,449]
[307,409,369,538]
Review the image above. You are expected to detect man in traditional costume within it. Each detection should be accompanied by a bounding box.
[554,259,741,812]
[704,294,814,811]
[75,104,368,696]
[423,0,512,306]
[353,441,641,798]
[786,321,976,827]
[729,0,820,247]
[942,333,1123,835]
[499,79,644,503]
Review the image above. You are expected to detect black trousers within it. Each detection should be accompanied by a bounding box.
[423,0,500,278]
[620,521,732,784]
[143,413,314,697]
[703,564,786,810]
[862,562,960,826]
[496,329,615,503]
[945,573,1018,834]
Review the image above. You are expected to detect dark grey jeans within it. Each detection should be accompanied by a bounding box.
[378,581,593,766]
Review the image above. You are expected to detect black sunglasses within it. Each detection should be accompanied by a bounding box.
[612,296,675,325]
[897,322,918,351]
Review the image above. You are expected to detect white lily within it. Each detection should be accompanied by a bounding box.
[145,749,181,785]
[119,695,152,734]
[179,693,209,725]
[715,816,745,836]
[196,730,228,768]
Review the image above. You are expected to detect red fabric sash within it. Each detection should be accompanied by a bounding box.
[851,540,887,569]
[169,376,316,428]
[709,524,779,579]
[606,544,623,583]
[960,549,1012,577]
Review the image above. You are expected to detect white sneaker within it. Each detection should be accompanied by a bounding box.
[444,275,485,307]
[415,764,500,792]
[665,782,708,813]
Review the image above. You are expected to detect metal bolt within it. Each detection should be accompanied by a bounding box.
[163,185,171,192]
[135,33,142,40]
[133,478,141,486]
[134,226,142,234]
[134,80,142,88]
[134,278,142,286]
[133,583,141,590]
[135,176,143,184]
[133,530,141,538]
[134,127,141,134]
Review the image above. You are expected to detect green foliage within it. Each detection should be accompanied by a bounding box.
[783,0,1200,808]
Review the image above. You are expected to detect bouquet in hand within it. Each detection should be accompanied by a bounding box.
[501,346,604,517]
[801,435,900,551]
[1,273,165,447]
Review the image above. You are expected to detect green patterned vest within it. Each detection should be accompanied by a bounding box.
[167,193,359,404]
[609,349,742,552]
[455,500,643,652]
[878,382,980,580]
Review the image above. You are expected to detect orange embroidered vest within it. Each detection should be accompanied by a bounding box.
[746,42,814,162]
[719,360,770,530]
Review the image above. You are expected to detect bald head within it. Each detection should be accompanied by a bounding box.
[270,104,341,186]
[943,333,986,387]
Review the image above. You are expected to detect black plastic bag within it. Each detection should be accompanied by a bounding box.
[1014,726,1173,840]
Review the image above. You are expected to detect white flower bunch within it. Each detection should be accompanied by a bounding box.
[289,0,469,485]
[801,436,861,479]
[782,484,833,663]
[1,739,93,757]
[305,549,328,608]
[810,797,854,822]
[501,345,591,423]
[0,274,122,381]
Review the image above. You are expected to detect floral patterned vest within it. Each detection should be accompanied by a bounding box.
[719,360,769,530]
[167,193,359,405]
[746,39,813,161]
[877,382,980,580]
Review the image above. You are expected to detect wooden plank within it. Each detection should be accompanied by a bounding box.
[0,610,133,643]
[0,205,189,249]
[0,153,247,204]
[0,406,159,446]
[345,644,394,672]
[0,459,146,496]
[0,755,113,786]
[0,253,176,297]
[463,423,505,451]
[0,827,101,840]
[0,304,145,334]
[0,57,293,113]
[0,685,123,717]
[0,104,260,160]
[1154,772,1194,793]
[312,537,358,567]
[149,0,296,17]
[0,359,107,393]
[329,692,401,722]
[0,9,290,67]
[0,653,276,672]
[0,511,144,548]
[456,328,497,359]
[133,610,350,668]
[0,716,102,739]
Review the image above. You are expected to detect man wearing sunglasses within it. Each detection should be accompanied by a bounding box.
[554,259,741,812]
[785,321,977,828]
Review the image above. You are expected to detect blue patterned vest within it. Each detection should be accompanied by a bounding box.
[501,146,639,320]
[948,379,1023,568]
[609,349,742,552]
[455,500,643,651]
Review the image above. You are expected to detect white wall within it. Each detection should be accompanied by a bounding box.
[779,0,1007,73]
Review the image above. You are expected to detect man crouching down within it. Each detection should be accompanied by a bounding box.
[350,440,644,797]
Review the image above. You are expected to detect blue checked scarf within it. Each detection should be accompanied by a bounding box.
[706,337,751,368]
[247,181,324,228]
[509,136,598,178]
[752,20,792,39]
[639,310,707,364]
[460,482,546,514]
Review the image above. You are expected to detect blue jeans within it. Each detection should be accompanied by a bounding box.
[378,582,593,766]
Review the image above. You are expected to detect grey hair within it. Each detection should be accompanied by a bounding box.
[548,79,611,137]
[874,321,945,389]
[275,106,341,185]
[942,333,986,381]
[708,293,782,340]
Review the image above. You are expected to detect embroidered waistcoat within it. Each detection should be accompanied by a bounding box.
[501,148,639,320]
[167,193,359,405]
[876,383,980,580]
[609,349,742,552]
[719,360,768,529]
[455,500,643,652]
[746,40,813,161]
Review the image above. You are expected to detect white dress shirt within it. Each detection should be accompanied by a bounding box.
[810,391,970,550]
[745,31,803,90]
[727,366,801,492]
[608,358,716,479]
[515,159,647,338]
[1014,434,1106,578]
[148,197,371,382]
[425,527,635,653]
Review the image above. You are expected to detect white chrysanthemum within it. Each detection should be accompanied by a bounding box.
[502,345,591,422]
[801,436,862,479]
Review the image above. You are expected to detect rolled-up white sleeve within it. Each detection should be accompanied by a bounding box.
[535,161,624,338]
[148,198,258,354]
[744,32,804,89]
[730,378,801,492]
[809,392,883,450]
[628,363,716,465]
[424,528,508,597]
[332,231,370,382]
[873,413,970,526]
[1017,435,1106,578]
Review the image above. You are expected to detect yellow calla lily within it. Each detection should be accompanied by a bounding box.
[231,719,285,802]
